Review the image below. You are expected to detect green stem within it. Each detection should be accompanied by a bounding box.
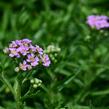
[0,71,15,95]
[15,77,23,109]
[0,72,24,109]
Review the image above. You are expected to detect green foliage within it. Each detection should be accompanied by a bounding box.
[0,0,109,109]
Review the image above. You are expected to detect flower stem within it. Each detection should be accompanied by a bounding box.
[0,72,24,109]
[1,71,15,95]
[15,77,23,109]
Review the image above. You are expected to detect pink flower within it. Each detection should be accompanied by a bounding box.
[17,46,29,56]
[36,45,43,55]
[15,40,22,46]
[9,48,20,57]
[27,54,39,66]
[9,41,18,48]
[41,54,51,67]
[19,61,28,71]
[22,39,32,44]
[87,15,109,29]
[30,45,37,52]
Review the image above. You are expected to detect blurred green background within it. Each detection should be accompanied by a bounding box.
[0,0,109,109]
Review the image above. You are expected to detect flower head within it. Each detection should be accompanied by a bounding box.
[87,15,109,29]
[5,39,51,71]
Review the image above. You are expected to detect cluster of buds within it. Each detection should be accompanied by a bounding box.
[44,45,61,63]
[4,39,51,71]
[87,15,109,30]
[30,78,42,88]
[44,45,61,53]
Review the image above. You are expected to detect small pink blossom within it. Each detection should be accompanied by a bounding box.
[27,54,39,66]
[9,48,20,57]
[19,61,28,71]
[36,45,43,55]
[17,46,29,56]
[22,39,32,44]
[9,41,18,48]
[30,45,37,52]
[41,54,51,67]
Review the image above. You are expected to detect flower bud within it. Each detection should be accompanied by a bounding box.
[34,78,42,84]
[30,79,34,84]
[3,47,9,54]
[15,67,20,72]
[33,84,38,88]
[28,65,32,70]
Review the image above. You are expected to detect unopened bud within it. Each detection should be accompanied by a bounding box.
[30,79,34,84]
[15,67,20,72]
[34,78,42,84]
[56,48,61,52]
[3,47,9,54]
[37,83,42,86]
[33,84,38,88]
[28,65,32,70]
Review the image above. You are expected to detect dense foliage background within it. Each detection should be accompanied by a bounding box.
[0,0,109,109]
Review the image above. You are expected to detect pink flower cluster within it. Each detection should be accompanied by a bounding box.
[87,15,109,29]
[6,39,51,71]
